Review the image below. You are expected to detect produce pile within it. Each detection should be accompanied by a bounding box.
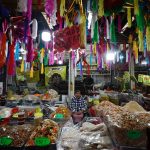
[96,101,150,147]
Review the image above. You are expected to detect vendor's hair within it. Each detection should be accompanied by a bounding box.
[75,90,81,94]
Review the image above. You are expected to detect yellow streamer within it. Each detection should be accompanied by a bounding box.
[107,42,110,52]
[138,30,144,52]
[133,41,138,63]
[30,63,34,78]
[134,0,139,15]
[41,48,44,58]
[127,8,131,28]
[128,34,133,44]
[41,63,44,74]
[146,26,150,52]
[93,42,97,56]
[80,13,86,48]
[60,0,66,17]
[21,60,24,72]
[98,0,104,17]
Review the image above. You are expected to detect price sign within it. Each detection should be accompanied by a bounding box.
[0,137,13,146]
[34,137,50,147]
[127,130,142,139]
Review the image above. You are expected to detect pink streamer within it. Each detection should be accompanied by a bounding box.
[27,0,32,21]
[45,0,55,18]
[27,36,33,62]
[118,15,121,33]
[49,51,54,65]
[90,44,93,54]
[72,51,75,68]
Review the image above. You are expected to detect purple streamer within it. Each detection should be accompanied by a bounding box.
[27,0,32,21]
[45,0,55,18]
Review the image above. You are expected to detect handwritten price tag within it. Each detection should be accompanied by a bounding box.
[0,137,13,146]
[127,130,142,139]
[34,137,50,147]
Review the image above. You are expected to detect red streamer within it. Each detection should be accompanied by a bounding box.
[7,44,15,75]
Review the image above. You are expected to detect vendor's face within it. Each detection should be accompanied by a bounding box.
[75,92,81,98]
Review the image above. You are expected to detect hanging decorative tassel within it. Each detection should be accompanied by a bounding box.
[7,44,15,75]
[146,26,150,52]
[79,61,83,76]
[93,20,99,43]
[136,8,145,32]
[44,54,48,66]
[21,59,24,73]
[106,18,110,39]
[118,15,121,32]
[17,0,28,12]
[15,41,20,61]
[49,50,54,65]
[0,33,7,68]
[40,48,45,63]
[41,63,44,74]
[127,8,132,28]
[92,0,98,13]
[128,34,133,44]
[30,63,34,78]
[27,0,32,21]
[133,41,138,64]
[134,0,139,15]
[44,0,54,18]
[138,30,144,52]
[31,19,38,39]
[27,36,33,62]
[60,0,65,17]
[110,18,117,43]
[93,42,97,56]
[98,0,104,17]
[80,13,86,48]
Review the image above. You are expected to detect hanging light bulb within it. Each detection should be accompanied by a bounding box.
[42,31,51,42]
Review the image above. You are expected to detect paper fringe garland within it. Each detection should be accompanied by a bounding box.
[134,0,139,15]
[27,36,33,62]
[106,18,110,39]
[30,63,34,78]
[127,8,131,28]
[80,13,86,48]
[0,33,6,68]
[60,0,65,17]
[133,41,138,64]
[15,42,20,61]
[7,44,15,75]
[41,63,44,74]
[138,30,144,52]
[146,26,150,52]
[98,0,104,17]
[21,59,24,73]
[27,0,32,21]
[110,19,116,43]
[93,21,99,43]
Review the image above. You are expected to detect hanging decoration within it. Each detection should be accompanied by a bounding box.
[60,0,65,17]
[127,8,131,28]
[27,0,32,21]
[92,0,98,13]
[106,18,110,39]
[110,18,117,43]
[80,13,86,49]
[133,41,138,64]
[134,0,139,15]
[7,44,15,75]
[138,30,144,52]
[40,48,45,74]
[17,0,28,13]
[15,41,20,61]
[0,33,7,68]
[27,36,33,63]
[30,63,34,78]
[21,59,24,73]
[93,21,99,43]
[98,0,104,17]
[31,19,38,39]
[49,50,54,65]
[146,26,150,52]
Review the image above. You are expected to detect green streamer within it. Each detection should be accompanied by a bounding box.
[44,55,48,66]
[92,0,98,12]
[110,19,117,43]
[136,8,145,32]
[93,21,99,43]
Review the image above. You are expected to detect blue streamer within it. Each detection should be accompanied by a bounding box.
[15,42,20,61]
[79,61,83,76]
[90,54,92,66]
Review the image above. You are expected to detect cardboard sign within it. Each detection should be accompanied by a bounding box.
[54,25,80,52]
[138,74,150,86]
